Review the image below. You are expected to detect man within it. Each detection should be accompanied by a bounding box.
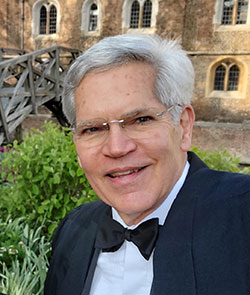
[44,34,250,295]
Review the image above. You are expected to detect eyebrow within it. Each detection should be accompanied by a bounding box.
[75,107,152,128]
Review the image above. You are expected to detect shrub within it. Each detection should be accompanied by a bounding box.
[0,146,11,185]
[0,216,50,295]
[0,216,26,268]
[191,146,250,174]
[0,122,98,235]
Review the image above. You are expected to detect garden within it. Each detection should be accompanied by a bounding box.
[0,122,249,295]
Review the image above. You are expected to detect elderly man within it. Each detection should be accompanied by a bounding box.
[44,34,250,295]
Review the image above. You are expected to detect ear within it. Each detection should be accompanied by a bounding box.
[179,105,195,152]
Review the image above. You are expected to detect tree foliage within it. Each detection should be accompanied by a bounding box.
[0,122,97,235]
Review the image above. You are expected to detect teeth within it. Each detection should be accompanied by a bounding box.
[110,169,139,178]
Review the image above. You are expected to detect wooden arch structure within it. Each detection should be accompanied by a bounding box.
[0,46,81,145]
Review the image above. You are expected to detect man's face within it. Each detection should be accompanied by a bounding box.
[74,62,194,225]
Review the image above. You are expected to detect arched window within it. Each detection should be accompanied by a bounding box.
[214,62,239,91]
[122,0,158,33]
[214,65,226,90]
[37,2,58,35]
[228,65,240,90]
[82,0,102,35]
[221,0,249,25]
[32,0,60,36]
[130,1,140,28]
[127,0,155,29]
[39,6,47,34]
[89,3,98,31]
[49,5,57,34]
[142,0,152,28]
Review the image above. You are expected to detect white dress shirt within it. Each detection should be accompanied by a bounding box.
[89,162,190,295]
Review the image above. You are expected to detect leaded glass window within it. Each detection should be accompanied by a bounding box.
[214,62,239,91]
[214,65,226,90]
[228,65,239,90]
[130,1,140,28]
[89,3,98,31]
[39,3,57,35]
[49,5,57,34]
[40,6,47,34]
[221,0,249,25]
[236,0,248,24]
[142,0,152,28]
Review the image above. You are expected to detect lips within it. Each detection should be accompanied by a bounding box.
[107,166,146,178]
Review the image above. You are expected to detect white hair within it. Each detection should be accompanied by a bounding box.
[62,34,194,125]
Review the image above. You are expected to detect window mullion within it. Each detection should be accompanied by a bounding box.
[46,8,50,34]
[138,4,143,28]
[224,67,230,90]
[232,0,238,25]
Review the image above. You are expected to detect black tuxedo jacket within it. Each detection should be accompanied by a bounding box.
[44,152,250,295]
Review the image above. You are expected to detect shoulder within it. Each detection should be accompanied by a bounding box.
[189,169,250,229]
[195,168,250,201]
[188,151,250,200]
[185,153,250,218]
[65,200,108,223]
[51,200,109,247]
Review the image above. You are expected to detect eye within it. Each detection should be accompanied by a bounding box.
[135,115,155,124]
[85,127,100,133]
[78,125,102,136]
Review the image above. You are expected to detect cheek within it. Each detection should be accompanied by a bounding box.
[77,155,100,189]
[145,130,171,153]
[147,129,182,165]
[75,145,96,173]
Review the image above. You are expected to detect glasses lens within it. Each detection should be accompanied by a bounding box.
[123,109,167,138]
[75,120,107,144]
[75,108,169,147]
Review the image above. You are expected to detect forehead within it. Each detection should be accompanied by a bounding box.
[74,62,163,120]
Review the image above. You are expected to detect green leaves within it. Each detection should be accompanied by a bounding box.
[0,216,51,295]
[191,146,250,174]
[53,173,60,184]
[0,122,97,237]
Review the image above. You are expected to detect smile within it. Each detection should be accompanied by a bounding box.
[107,167,146,178]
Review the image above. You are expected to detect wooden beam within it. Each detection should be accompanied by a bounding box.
[8,106,32,133]
[0,88,56,97]
[27,58,37,114]
[8,105,32,128]
[55,48,60,101]
[0,97,11,142]
[4,67,29,117]
[0,133,4,145]
[0,45,81,144]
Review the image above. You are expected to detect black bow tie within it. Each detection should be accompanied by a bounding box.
[95,217,159,260]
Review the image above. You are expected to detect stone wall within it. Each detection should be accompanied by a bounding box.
[0,0,21,48]
[156,0,186,39]
[192,121,250,165]
[191,54,250,122]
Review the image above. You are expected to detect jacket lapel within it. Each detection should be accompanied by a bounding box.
[58,204,111,295]
[58,220,99,295]
[151,152,208,295]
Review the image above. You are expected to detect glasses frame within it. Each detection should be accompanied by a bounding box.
[73,104,181,130]
[72,104,182,146]
[100,105,176,130]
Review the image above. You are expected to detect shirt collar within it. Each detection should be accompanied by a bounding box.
[112,161,190,229]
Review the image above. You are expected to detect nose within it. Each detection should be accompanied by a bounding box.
[101,124,137,158]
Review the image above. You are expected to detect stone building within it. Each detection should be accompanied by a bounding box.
[1,0,250,161]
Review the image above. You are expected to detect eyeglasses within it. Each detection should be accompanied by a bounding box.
[74,105,180,147]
